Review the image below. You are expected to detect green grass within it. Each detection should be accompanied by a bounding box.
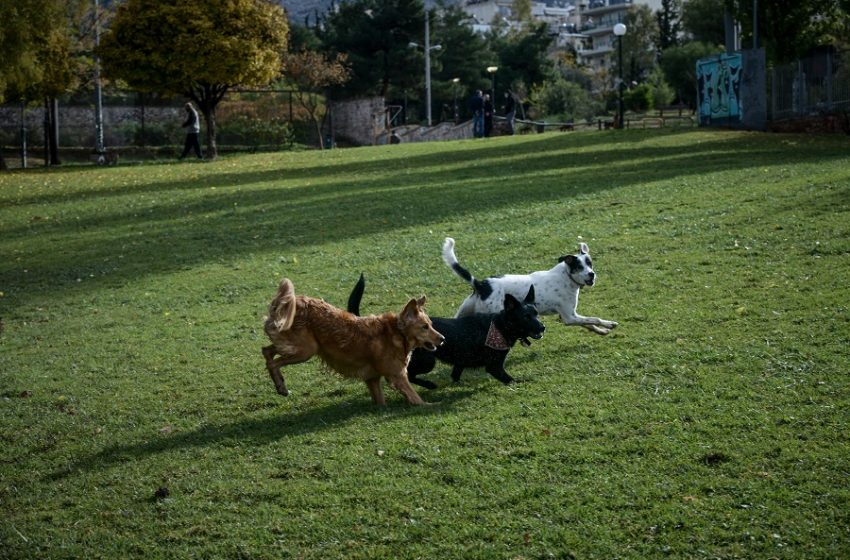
[1,129,849,559]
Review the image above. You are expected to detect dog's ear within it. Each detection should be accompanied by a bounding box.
[559,255,577,265]
[401,298,420,321]
[504,293,519,311]
[524,285,535,304]
[416,295,427,307]
[579,242,589,255]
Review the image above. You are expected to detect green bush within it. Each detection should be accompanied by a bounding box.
[216,115,294,149]
[529,78,599,122]
[624,84,654,113]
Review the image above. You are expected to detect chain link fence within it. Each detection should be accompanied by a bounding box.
[0,90,309,169]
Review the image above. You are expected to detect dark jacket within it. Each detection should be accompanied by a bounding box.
[469,93,484,114]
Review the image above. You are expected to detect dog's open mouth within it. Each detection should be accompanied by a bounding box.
[520,332,544,347]
[423,342,439,352]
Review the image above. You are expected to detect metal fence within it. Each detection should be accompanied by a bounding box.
[768,47,850,121]
[0,90,306,168]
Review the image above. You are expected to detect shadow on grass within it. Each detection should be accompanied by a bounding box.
[48,386,477,481]
[4,130,847,312]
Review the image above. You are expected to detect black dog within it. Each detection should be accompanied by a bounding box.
[347,274,545,389]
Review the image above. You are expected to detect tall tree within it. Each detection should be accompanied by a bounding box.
[733,0,850,62]
[98,0,289,159]
[430,5,493,109]
[655,0,682,52]
[0,0,83,169]
[619,5,659,85]
[680,0,726,46]
[487,22,554,96]
[321,0,423,99]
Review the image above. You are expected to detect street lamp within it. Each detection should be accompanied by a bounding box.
[451,77,460,124]
[613,23,627,129]
[486,66,498,103]
[409,11,442,126]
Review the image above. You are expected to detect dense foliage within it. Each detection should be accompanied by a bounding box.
[97,0,289,158]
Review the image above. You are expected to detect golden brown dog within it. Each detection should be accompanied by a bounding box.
[262,278,444,406]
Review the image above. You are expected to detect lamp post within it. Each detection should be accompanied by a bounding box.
[409,11,441,126]
[94,0,105,158]
[613,23,627,129]
[451,77,460,124]
[486,66,498,103]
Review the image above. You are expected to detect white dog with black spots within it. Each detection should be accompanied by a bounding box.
[442,237,618,335]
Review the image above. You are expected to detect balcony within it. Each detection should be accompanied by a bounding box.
[584,0,633,16]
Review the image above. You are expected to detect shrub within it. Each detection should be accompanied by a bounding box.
[529,79,599,122]
[624,84,654,113]
[216,116,294,149]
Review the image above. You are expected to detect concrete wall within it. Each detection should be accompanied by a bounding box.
[697,48,766,131]
[329,97,385,146]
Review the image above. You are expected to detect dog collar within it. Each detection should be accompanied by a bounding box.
[565,271,583,289]
[485,322,511,351]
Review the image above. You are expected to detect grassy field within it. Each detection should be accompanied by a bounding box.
[1,129,849,559]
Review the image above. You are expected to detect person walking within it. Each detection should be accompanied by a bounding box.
[504,90,517,135]
[179,102,203,160]
[469,90,484,138]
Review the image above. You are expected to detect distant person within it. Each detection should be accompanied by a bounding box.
[504,90,517,135]
[179,102,203,160]
[483,94,494,137]
[469,90,484,138]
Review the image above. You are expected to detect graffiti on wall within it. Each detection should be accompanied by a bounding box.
[697,53,743,125]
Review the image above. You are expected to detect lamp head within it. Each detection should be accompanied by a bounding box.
[613,23,627,36]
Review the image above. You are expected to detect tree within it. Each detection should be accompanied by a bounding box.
[619,5,659,85]
[655,0,682,52]
[644,65,675,109]
[283,50,350,149]
[321,0,424,99]
[511,0,532,24]
[528,79,599,122]
[732,0,850,63]
[430,5,493,114]
[487,22,554,96]
[98,0,289,159]
[658,41,724,107]
[0,0,83,169]
[680,0,726,46]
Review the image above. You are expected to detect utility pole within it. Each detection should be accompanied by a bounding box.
[94,0,105,160]
[424,10,432,126]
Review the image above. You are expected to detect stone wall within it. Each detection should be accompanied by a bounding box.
[329,97,385,146]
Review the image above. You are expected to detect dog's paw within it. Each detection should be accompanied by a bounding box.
[601,320,618,329]
[275,386,290,396]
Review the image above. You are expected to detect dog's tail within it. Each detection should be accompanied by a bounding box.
[268,278,297,331]
[346,273,365,316]
[443,237,486,293]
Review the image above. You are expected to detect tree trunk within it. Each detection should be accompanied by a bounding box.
[313,116,324,149]
[189,83,228,160]
[0,148,7,171]
[49,97,60,165]
[201,106,217,159]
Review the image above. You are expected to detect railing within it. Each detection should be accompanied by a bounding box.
[769,48,850,121]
